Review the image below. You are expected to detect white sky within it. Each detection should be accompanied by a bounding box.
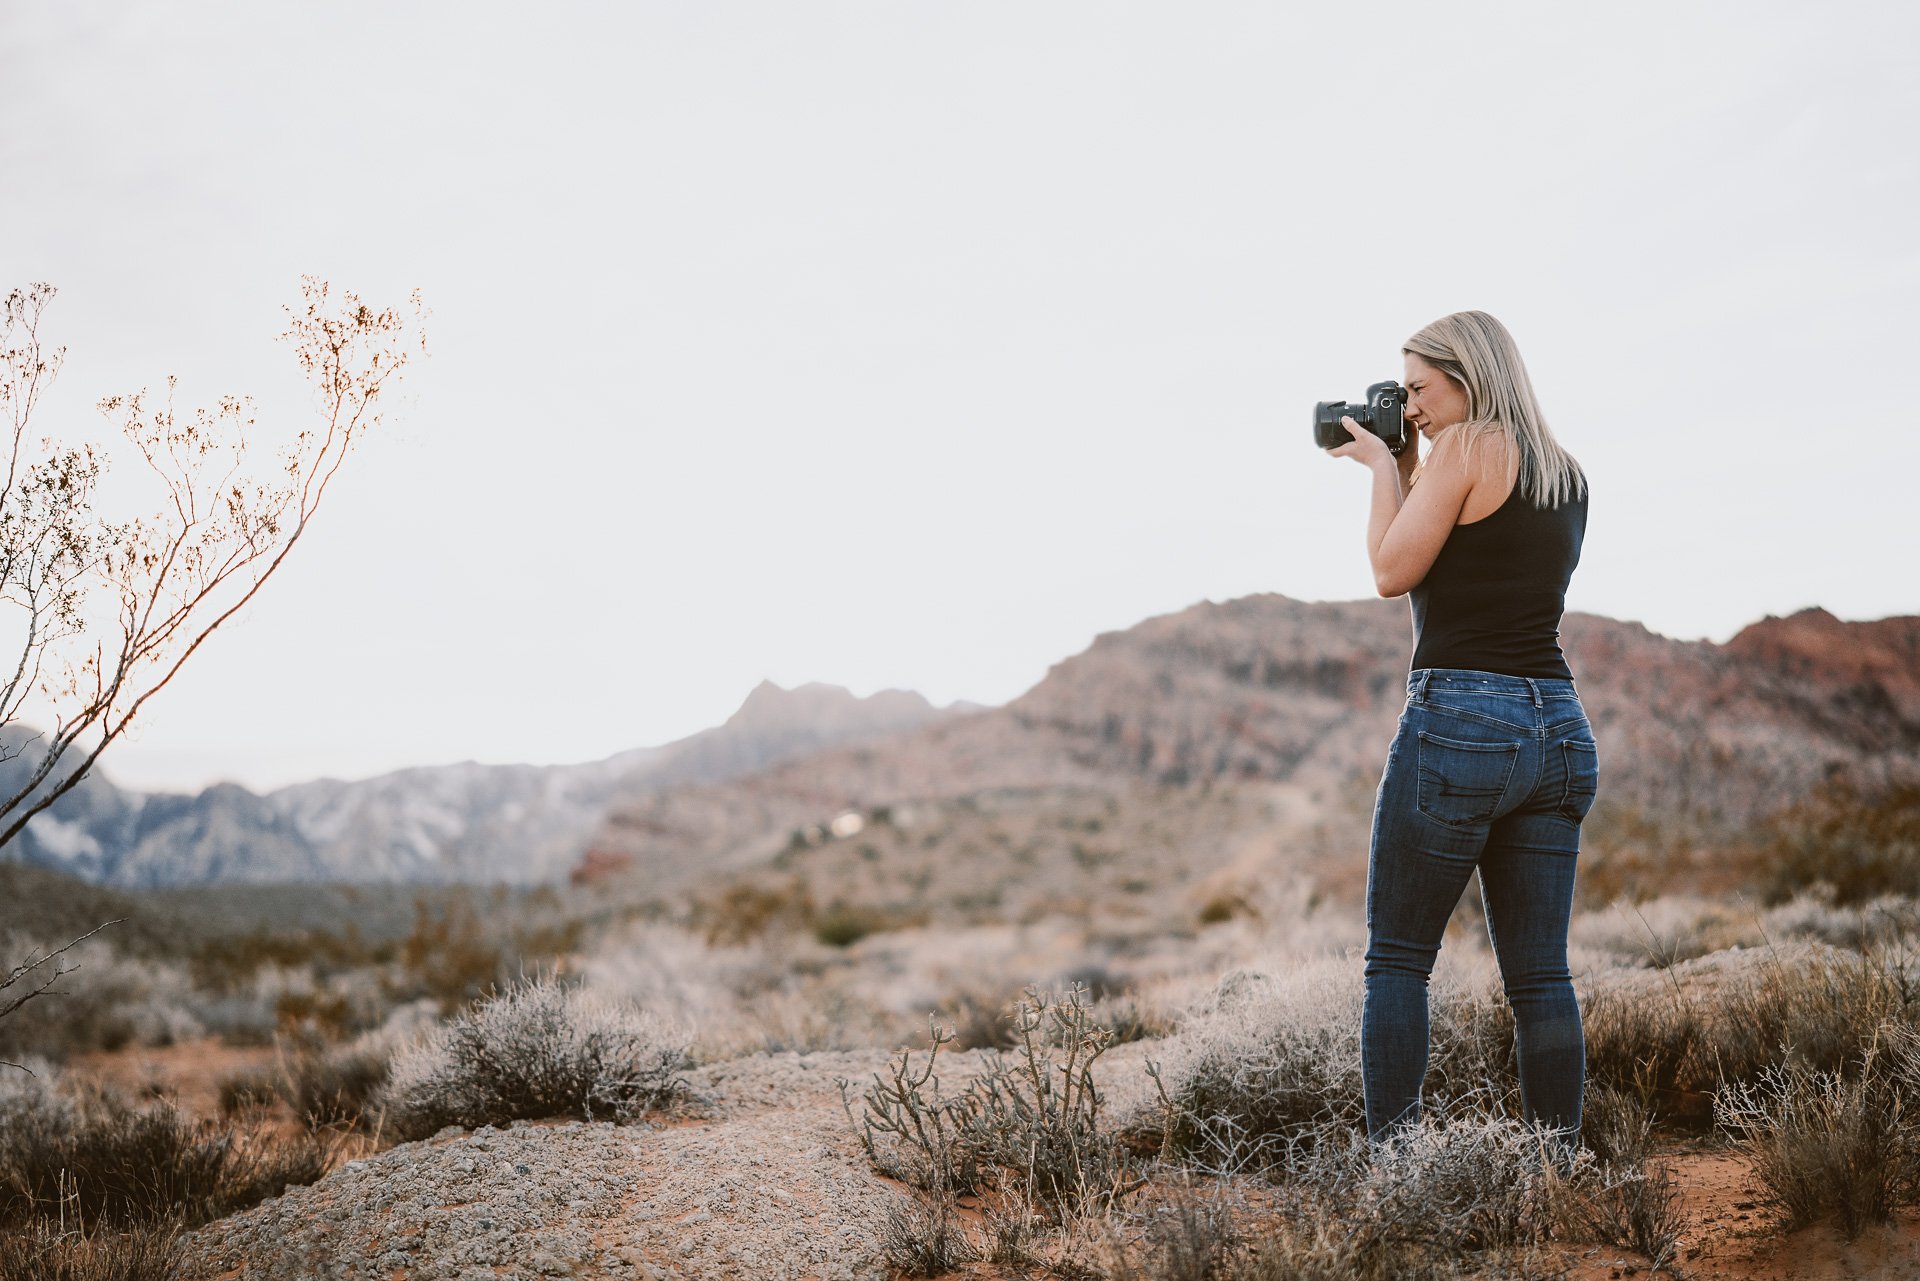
[3,1,1915,793]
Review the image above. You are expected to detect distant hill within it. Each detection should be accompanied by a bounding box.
[0,682,960,887]
[574,597,1920,913]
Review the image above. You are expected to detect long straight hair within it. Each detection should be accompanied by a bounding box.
[1402,310,1586,509]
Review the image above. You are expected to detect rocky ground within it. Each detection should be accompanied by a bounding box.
[175,1038,1172,1281]
[97,1031,1920,1281]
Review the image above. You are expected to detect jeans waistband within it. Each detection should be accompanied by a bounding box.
[1406,667,1580,706]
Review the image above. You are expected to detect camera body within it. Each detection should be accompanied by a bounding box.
[1314,381,1410,455]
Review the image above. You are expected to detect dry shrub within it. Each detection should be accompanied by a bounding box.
[1582,940,1920,1129]
[1714,1021,1920,1238]
[391,894,511,1013]
[1099,1179,1243,1281]
[1426,972,1520,1115]
[1345,1113,1568,1257]
[217,1023,398,1132]
[694,879,817,946]
[1226,1111,1575,1281]
[378,971,692,1142]
[0,1068,328,1232]
[0,935,204,1063]
[839,982,1142,1226]
[279,1033,391,1130]
[1760,773,1920,905]
[1142,963,1521,1171]
[945,982,1025,1051]
[1761,888,1920,952]
[1086,989,1176,1046]
[1570,895,1762,969]
[965,983,1141,1218]
[215,1063,279,1116]
[1145,965,1363,1170]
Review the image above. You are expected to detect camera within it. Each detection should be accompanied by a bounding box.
[1314,381,1410,455]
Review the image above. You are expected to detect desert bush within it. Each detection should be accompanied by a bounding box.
[1570,895,1762,969]
[840,982,1142,1224]
[694,879,817,946]
[1710,943,1920,1080]
[216,1063,280,1116]
[1425,973,1520,1115]
[1086,989,1174,1046]
[1761,774,1920,905]
[813,902,886,948]
[1344,1112,1568,1256]
[1143,963,1521,1171]
[217,1024,396,1132]
[277,1028,393,1130]
[1099,1180,1243,1281]
[1714,1021,1920,1238]
[1222,1111,1576,1281]
[1581,940,1920,1128]
[0,1074,327,1231]
[1144,966,1363,1170]
[945,982,1024,1051]
[839,1013,987,1196]
[964,982,1141,1218]
[0,934,204,1063]
[378,971,692,1142]
[1761,888,1920,952]
[389,893,512,1013]
[188,923,384,994]
[1578,974,1705,1126]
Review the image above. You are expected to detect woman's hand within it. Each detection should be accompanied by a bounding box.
[1325,414,1395,470]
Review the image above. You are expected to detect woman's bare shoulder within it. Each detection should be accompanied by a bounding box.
[1430,426,1518,517]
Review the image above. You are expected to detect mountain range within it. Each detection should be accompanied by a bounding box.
[5,596,1915,895]
[574,597,1920,914]
[1,680,968,886]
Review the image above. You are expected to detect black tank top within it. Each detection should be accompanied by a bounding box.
[1408,468,1588,679]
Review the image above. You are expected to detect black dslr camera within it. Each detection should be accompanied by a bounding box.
[1314,381,1410,455]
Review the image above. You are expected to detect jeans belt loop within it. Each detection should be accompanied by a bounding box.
[1525,677,1542,707]
[1415,668,1433,702]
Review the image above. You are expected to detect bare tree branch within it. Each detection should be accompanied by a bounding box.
[0,277,427,850]
[0,916,127,1073]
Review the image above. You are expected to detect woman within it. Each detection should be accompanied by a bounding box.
[1323,309,1596,1150]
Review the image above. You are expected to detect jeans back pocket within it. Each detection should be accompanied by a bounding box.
[1558,739,1600,822]
[1416,730,1520,828]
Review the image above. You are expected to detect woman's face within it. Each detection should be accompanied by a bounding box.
[1402,353,1469,442]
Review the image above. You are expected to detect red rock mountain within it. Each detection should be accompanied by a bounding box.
[577,596,1920,904]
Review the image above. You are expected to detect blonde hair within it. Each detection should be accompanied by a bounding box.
[1402,310,1586,509]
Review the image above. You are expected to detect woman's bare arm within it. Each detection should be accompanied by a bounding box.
[1324,414,1473,596]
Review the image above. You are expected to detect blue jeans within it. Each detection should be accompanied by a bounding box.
[1361,667,1599,1146]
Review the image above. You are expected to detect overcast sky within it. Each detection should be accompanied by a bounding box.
[3,1,1915,793]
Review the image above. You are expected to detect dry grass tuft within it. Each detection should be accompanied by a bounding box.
[0,1213,188,1281]
[1550,1084,1682,1270]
